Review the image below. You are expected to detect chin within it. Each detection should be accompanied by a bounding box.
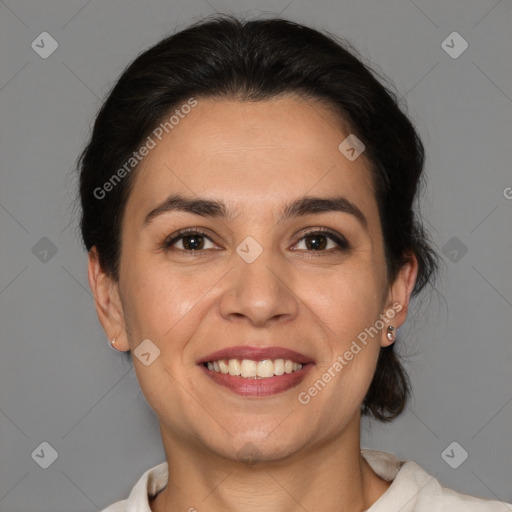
[213,433,303,465]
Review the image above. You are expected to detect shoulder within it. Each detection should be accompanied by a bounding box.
[100,499,128,512]
[362,449,511,511]
[400,459,508,511]
[99,460,168,512]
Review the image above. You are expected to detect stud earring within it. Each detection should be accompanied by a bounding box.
[109,337,122,351]
[386,325,396,342]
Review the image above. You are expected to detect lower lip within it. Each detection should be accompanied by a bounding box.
[199,363,314,397]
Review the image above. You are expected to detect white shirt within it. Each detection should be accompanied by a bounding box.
[101,448,510,511]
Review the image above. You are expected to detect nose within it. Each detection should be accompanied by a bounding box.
[218,246,299,328]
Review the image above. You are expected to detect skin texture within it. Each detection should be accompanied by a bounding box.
[88,95,418,512]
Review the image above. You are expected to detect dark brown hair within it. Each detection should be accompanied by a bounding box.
[77,14,440,422]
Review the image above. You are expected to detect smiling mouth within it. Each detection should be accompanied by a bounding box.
[203,358,303,379]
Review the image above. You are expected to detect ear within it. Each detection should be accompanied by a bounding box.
[380,253,419,347]
[87,246,130,351]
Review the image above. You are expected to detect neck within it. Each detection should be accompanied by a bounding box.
[150,415,390,512]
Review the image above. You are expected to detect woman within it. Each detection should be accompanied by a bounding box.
[77,15,509,511]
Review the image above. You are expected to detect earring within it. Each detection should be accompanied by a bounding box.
[386,325,396,342]
[109,337,122,351]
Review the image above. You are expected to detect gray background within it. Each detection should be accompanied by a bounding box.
[0,0,511,510]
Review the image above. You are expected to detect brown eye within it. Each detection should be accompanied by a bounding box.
[293,229,350,252]
[176,234,206,250]
[162,229,216,252]
[161,227,350,254]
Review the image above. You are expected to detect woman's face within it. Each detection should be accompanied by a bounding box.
[93,95,415,462]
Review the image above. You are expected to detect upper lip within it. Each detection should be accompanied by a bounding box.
[197,345,315,365]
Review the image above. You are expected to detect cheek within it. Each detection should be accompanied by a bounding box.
[309,265,384,339]
[300,346,379,434]
[304,265,383,397]
[120,257,225,359]
[312,322,381,419]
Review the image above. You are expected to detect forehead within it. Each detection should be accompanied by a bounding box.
[125,95,378,226]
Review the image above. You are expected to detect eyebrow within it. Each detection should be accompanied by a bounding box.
[143,193,368,232]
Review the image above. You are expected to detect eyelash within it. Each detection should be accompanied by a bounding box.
[160,227,350,255]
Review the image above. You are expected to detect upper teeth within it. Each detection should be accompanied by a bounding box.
[206,359,303,378]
